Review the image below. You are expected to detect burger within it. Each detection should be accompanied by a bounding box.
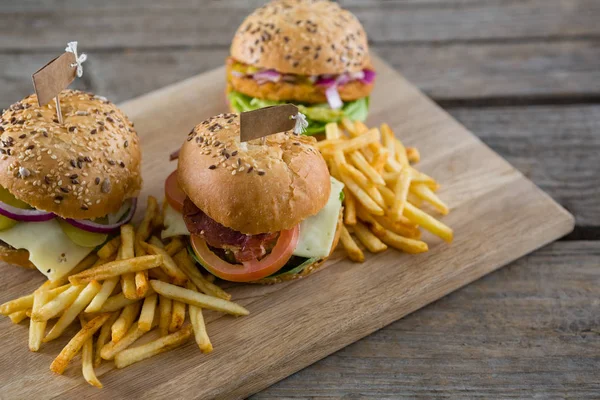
[227,0,375,135]
[0,89,141,281]
[162,112,344,284]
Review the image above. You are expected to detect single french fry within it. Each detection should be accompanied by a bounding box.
[158,295,172,337]
[69,255,163,285]
[134,271,149,298]
[1,293,34,315]
[408,192,424,208]
[94,312,119,367]
[97,236,121,259]
[187,283,212,353]
[348,151,386,186]
[321,128,380,155]
[343,188,357,226]
[165,237,184,256]
[114,325,192,369]
[32,284,84,322]
[410,183,449,215]
[173,250,231,300]
[325,122,341,140]
[404,202,453,242]
[79,316,102,388]
[339,170,384,216]
[9,309,29,324]
[380,123,396,161]
[149,236,165,249]
[409,168,439,190]
[136,196,159,243]
[121,273,138,300]
[150,280,249,316]
[85,277,119,313]
[120,224,135,259]
[169,300,186,333]
[138,294,158,332]
[353,222,388,253]
[141,243,188,285]
[50,313,110,374]
[340,225,365,262]
[392,168,412,219]
[406,147,420,163]
[112,301,142,343]
[29,288,50,352]
[96,289,154,313]
[376,229,429,254]
[44,281,102,342]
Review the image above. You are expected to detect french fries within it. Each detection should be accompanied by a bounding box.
[50,313,111,374]
[69,255,163,284]
[150,280,249,316]
[114,325,193,369]
[1,194,245,389]
[44,280,102,342]
[111,301,141,343]
[319,120,453,262]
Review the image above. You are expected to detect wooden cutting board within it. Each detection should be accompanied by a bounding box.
[0,55,574,399]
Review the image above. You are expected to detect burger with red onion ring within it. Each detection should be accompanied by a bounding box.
[227,0,375,135]
[163,112,344,284]
[0,90,141,280]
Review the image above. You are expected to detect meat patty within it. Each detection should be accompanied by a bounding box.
[226,58,373,104]
[183,198,278,262]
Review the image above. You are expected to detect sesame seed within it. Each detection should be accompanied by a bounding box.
[258,170,265,176]
[101,178,111,193]
[208,165,216,170]
[95,177,100,185]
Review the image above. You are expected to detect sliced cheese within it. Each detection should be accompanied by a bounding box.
[293,177,344,259]
[162,203,190,239]
[161,178,345,259]
[0,219,94,281]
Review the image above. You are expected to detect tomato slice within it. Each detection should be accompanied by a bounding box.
[165,170,186,213]
[190,225,300,282]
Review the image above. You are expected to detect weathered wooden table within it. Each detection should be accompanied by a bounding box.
[1,1,599,398]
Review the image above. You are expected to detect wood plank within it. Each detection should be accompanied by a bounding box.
[252,241,600,399]
[1,0,599,49]
[4,40,600,107]
[0,54,574,399]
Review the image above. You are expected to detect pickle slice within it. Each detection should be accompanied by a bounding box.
[58,219,108,248]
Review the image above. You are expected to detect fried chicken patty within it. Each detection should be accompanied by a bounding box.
[226,57,373,104]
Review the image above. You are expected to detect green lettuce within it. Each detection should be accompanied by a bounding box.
[228,90,370,135]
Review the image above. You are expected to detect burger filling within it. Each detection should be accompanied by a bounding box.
[162,176,345,281]
[0,185,135,281]
[226,58,373,135]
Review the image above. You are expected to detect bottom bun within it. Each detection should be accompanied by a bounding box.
[250,207,343,285]
[0,244,35,269]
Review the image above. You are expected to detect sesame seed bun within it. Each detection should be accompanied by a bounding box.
[177,112,331,235]
[0,90,142,220]
[230,0,372,76]
[0,244,35,270]
[251,206,342,284]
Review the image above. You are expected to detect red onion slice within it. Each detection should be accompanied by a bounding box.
[64,198,137,234]
[361,69,376,84]
[316,76,337,87]
[253,70,281,85]
[0,200,55,222]
[325,86,343,110]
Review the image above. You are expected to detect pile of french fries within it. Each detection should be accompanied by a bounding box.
[318,119,453,262]
[0,196,248,388]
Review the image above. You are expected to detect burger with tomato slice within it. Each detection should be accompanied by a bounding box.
[227,0,375,135]
[162,112,344,284]
[0,90,141,281]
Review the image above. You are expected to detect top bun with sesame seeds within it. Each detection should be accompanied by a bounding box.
[177,112,331,235]
[230,0,372,76]
[0,89,142,220]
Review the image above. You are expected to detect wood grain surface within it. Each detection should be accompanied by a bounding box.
[1,0,599,398]
[0,55,574,399]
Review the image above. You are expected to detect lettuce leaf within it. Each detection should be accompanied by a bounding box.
[228,90,369,135]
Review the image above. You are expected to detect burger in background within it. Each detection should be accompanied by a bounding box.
[227,0,375,135]
[162,112,344,284]
[0,90,141,280]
